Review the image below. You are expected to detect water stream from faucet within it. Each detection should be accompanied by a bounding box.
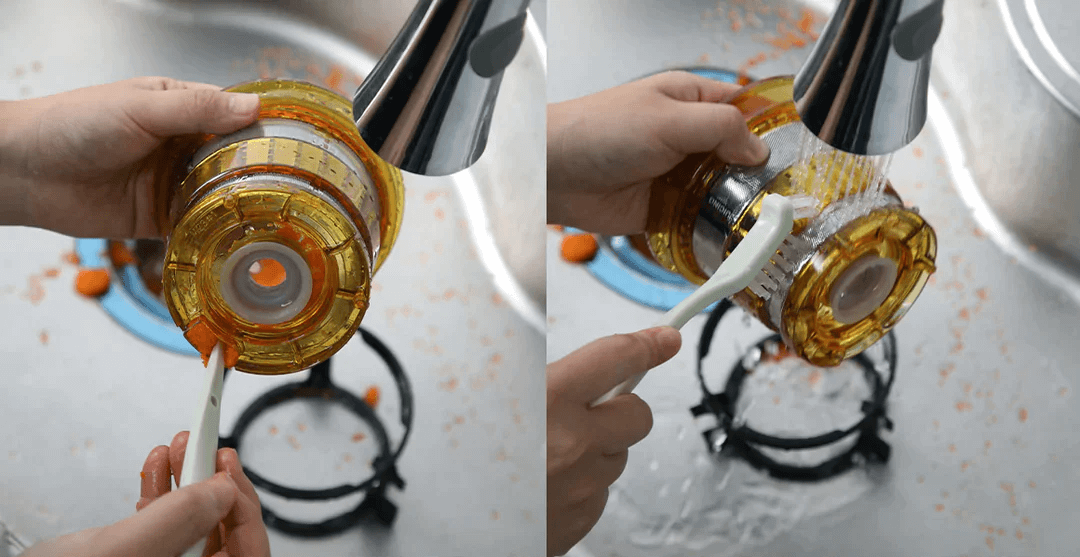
[792,123,895,221]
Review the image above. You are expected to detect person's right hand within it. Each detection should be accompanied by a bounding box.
[136,431,271,557]
[547,326,682,556]
[547,71,770,235]
[21,431,270,557]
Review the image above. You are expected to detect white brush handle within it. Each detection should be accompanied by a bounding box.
[591,195,795,407]
[178,343,227,557]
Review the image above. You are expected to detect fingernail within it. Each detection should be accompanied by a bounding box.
[640,326,682,358]
[205,473,235,512]
[748,134,770,165]
[641,326,680,342]
[217,470,238,487]
[640,326,667,336]
[228,93,260,115]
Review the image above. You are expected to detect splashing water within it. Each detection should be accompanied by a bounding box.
[603,356,878,556]
[792,125,894,218]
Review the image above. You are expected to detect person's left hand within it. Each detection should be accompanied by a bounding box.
[547,71,769,236]
[0,77,261,238]
[21,431,271,557]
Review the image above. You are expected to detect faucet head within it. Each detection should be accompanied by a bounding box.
[793,0,945,156]
[352,0,530,177]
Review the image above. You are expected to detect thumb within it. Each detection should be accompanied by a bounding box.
[94,472,238,557]
[129,87,261,137]
[549,326,682,403]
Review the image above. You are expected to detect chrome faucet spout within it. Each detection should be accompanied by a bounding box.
[793,0,945,156]
[352,0,530,177]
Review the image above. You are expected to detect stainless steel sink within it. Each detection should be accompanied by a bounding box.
[548,1,1080,556]
[0,1,544,556]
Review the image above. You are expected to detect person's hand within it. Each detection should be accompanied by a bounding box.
[135,431,271,557]
[547,326,682,556]
[547,71,771,235]
[21,431,271,557]
[0,77,261,238]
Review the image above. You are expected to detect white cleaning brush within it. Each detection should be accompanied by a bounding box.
[178,343,227,557]
[592,194,797,406]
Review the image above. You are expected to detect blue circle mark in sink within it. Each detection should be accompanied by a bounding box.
[579,67,744,313]
[75,239,198,358]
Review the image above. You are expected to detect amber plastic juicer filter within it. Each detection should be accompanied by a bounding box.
[645,76,937,367]
[155,80,405,375]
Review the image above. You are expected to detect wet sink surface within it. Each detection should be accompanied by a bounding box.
[0,1,544,556]
[548,1,1080,556]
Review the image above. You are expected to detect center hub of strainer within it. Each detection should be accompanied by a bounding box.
[829,254,899,325]
[219,241,313,325]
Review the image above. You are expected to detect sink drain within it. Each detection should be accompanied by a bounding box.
[74,238,197,357]
[574,66,753,312]
[220,327,413,536]
[690,299,896,482]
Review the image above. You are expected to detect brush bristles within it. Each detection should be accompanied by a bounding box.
[741,195,815,302]
[747,234,804,300]
[788,194,819,220]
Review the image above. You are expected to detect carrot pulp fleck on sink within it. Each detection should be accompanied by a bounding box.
[325,65,346,92]
[108,241,135,266]
[364,386,380,408]
[560,233,599,263]
[796,8,819,39]
[63,251,80,265]
[738,7,819,80]
[729,9,743,32]
[75,268,111,298]
[768,23,808,50]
